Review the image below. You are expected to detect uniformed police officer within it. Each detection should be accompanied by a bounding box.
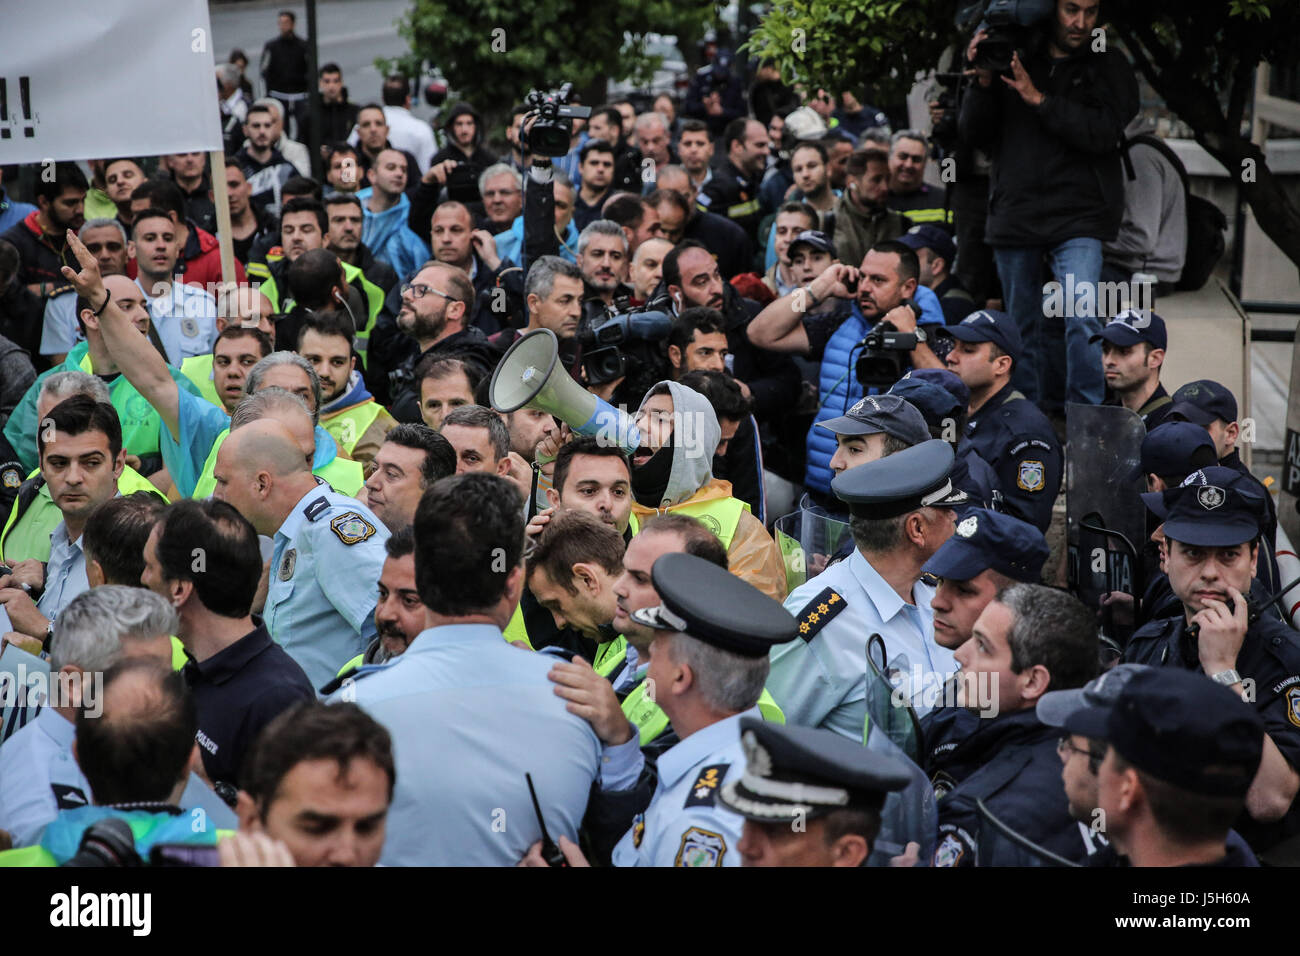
[1091,309,1172,430]
[816,393,930,490]
[604,552,799,867]
[889,372,1000,509]
[1123,470,1300,856]
[1065,667,1266,867]
[943,310,1062,534]
[717,717,912,866]
[768,439,968,740]
[212,419,388,689]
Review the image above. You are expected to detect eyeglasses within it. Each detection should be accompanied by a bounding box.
[1058,736,1103,772]
[400,282,458,303]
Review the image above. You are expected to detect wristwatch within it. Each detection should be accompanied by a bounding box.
[913,326,928,344]
[1210,669,1242,687]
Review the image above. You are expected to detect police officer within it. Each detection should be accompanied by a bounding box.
[1064,668,1266,867]
[1091,309,1172,430]
[717,717,913,866]
[605,553,799,867]
[768,439,968,740]
[944,309,1062,534]
[816,393,930,488]
[1123,470,1300,856]
[212,419,388,689]
[920,508,1050,795]
[889,372,1000,509]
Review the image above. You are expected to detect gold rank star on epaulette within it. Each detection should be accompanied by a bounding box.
[796,587,846,643]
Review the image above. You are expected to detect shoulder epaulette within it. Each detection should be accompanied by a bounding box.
[684,763,729,808]
[794,587,846,643]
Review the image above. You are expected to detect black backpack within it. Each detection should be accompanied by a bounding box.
[1121,134,1227,292]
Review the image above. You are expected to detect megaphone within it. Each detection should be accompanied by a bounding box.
[490,328,642,453]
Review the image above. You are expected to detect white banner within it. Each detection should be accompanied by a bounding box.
[0,0,223,165]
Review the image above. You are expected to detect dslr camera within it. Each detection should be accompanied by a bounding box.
[522,83,592,158]
[959,0,1055,74]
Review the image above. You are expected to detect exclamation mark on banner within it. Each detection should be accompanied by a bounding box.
[19,76,34,138]
[0,79,9,140]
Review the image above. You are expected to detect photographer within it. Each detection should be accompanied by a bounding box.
[957,0,1139,411]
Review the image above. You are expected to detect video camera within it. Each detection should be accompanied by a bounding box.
[578,305,672,386]
[853,302,930,389]
[522,83,592,158]
[958,0,1055,74]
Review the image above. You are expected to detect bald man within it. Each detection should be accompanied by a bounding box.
[213,418,390,688]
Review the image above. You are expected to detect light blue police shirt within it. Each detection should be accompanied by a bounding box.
[265,486,388,690]
[36,522,89,622]
[139,279,218,366]
[0,706,89,847]
[610,707,756,868]
[767,549,956,741]
[329,623,603,866]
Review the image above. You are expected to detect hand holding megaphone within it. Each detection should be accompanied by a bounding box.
[535,423,572,476]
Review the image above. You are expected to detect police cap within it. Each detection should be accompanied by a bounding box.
[946,309,1022,363]
[831,438,968,519]
[1063,668,1265,798]
[922,508,1048,583]
[1037,662,1152,729]
[629,552,798,657]
[1167,379,1238,427]
[888,377,962,428]
[897,224,956,266]
[817,393,930,443]
[1088,309,1167,350]
[1135,421,1217,481]
[718,717,912,822]
[1140,466,1265,546]
[898,367,970,409]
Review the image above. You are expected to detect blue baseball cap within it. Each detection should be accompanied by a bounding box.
[1037,663,1152,729]
[1063,668,1264,798]
[817,393,930,443]
[1141,466,1266,546]
[1134,421,1218,481]
[788,229,837,261]
[897,224,956,265]
[1168,379,1238,427]
[946,309,1022,363]
[898,368,970,410]
[887,377,961,428]
[922,507,1048,583]
[1089,309,1167,350]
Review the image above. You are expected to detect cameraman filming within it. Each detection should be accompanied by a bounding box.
[958,0,1138,414]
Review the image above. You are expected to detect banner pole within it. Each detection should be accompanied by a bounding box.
[209,150,236,288]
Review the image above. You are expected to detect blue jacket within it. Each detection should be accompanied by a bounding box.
[357,188,429,282]
[805,285,944,493]
[494,215,578,266]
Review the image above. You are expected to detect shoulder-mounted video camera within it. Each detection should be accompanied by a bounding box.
[958,0,1055,74]
[578,303,672,386]
[854,300,925,389]
[522,83,592,158]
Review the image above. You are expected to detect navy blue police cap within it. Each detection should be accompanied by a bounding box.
[718,717,912,822]
[1134,421,1217,481]
[898,367,970,409]
[1037,662,1152,729]
[897,224,956,266]
[1167,379,1238,428]
[888,377,962,428]
[1088,309,1167,350]
[921,508,1049,583]
[946,309,1022,363]
[1064,668,1264,799]
[831,438,968,519]
[817,393,930,444]
[1139,466,1265,546]
[629,552,798,658]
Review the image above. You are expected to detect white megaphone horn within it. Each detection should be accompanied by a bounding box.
[489,328,642,453]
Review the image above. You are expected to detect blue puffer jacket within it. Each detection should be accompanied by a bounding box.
[805,285,945,494]
[357,188,430,282]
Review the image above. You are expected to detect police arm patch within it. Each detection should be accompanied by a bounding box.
[1287,686,1300,729]
[795,587,846,643]
[330,511,377,546]
[933,829,973,867]
[1016,459,1045,492]
[675,827,727,867]
[684,763,730,808]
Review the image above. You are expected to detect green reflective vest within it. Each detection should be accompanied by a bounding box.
[323,400,386,458]
[0,466,166,563]
[621,678,785,745]
[191,428,364,499]
[634,495,746,550]
[254,260,384,368]
[180,353,224,410]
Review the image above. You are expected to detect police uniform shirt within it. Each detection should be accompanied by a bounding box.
[139,279,219,366]
[932,708,1091,867]
[1123,613,1300,850]
[182,620,315,788]
[0,707,90,848]
[36,521,89,622]
[964,382,1062,534]
[329,624,603,866]
[611,707,757,867]
[767,549,956,742]
[265,487,389,689]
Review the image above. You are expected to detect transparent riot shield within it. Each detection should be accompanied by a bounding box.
[1065,403,1147,648]
[865,723,938,867]
[974,798,1082,867]
[863,633,924,764]
[773,506,854,594]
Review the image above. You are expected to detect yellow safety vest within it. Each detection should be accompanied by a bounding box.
[180,354,224,410]
[622,679,785,745]
[655,496,747,550]
[323,400,386,458]
[191,428,364,498]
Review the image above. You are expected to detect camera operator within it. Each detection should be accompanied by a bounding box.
[958,0,1139,411]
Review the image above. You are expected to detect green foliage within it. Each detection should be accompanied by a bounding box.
[381,0,718,118]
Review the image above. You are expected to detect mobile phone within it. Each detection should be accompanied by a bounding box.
[844,273,859,294]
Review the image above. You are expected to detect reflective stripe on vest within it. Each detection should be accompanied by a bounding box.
[181,353,223,409]
[622,681,784,746]
[324,401,385,457]
[593,636,628,679]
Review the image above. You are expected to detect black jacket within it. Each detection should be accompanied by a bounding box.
[701,160,764,244]
[260,34,309,94]
[388,325,504,424]
[682,209,754,281]
[308,99,361,147]
[958,30,1138,247]
[717,283,800,424]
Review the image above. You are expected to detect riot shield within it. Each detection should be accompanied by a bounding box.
[1065,403,1147,645]
[863,633,924,764]
[864,723,938,867]
[974,798,1082,867]
[773,505,854,594]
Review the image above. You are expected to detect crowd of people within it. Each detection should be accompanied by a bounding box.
[0,0,1291,869]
